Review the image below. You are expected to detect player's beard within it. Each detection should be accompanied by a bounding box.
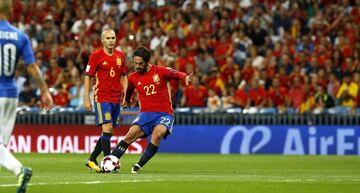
[136,63,148,74]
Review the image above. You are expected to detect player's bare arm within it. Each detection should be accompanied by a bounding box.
[123,83,135,108]
[27,63,53,110]
[120,74,128,104]
[83,75,93,111]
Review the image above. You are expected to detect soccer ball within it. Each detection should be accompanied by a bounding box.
[101,155,120,173]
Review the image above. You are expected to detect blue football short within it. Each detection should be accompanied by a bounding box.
[132,112,175,139]
[94,102,121,127]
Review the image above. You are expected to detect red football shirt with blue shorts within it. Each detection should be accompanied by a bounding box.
[85,49,127,127]
[127,65,187,138]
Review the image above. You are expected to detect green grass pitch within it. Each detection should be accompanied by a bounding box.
[0,154,359,193]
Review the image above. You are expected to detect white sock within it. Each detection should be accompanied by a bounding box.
[0,144,22,176]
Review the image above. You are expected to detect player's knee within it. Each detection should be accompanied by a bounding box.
[151,134,163,145]
[123,135,135,143]
[102,123,113,133]
[102,128,114,134]
[153,127,167,140]
[124,131,141,143]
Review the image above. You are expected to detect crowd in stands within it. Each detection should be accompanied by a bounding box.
[13,0,360,114]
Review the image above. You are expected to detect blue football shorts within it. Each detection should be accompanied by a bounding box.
[94,102,121,127]
[132,112,175,139]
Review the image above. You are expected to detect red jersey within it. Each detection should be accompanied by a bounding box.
[248,87,267,106]
[127,65,187,114]
[85,49,127,103]
[183,85,208,107]
[267,87,288,106]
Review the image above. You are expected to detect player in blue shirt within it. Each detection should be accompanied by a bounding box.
[0,1,53,193]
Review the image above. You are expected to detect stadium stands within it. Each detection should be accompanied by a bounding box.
[12,0,360,114]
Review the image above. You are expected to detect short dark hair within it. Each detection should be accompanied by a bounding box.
[133,46,151,63]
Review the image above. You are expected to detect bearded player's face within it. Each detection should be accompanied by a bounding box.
[133,56,148,73]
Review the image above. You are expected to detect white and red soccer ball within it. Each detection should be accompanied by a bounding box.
[101,155,120,173]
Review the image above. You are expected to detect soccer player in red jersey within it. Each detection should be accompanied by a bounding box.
[84,29,127,172]
[111,46,192,173]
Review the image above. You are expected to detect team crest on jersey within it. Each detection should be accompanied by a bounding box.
[152,74,160,84]
[116,57,122,68]
[105,111,111,120]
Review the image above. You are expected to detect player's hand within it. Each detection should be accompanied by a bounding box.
[84,99,93,111]
[185,71,193,86]
[122,99,131,109]
[41,91,53,111]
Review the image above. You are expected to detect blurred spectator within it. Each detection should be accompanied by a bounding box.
[259,69,272,90]
[164,28,181,54]
[203,66,226,96]
[249,45,264,70]
[247,78,267,108]
[65,59,80,79]
[71,9,93,34]
[267,77,288,112]
[221,56,239,84]
[206,88,221,112]
[53,84,70,107]
[336,72,359,107]
[299,83,316,114]
[288,76,306,110]
[248,17,269,50]
[296,35,314,53]
[214,31,233,67]
[327,72,341,103]
[19,81,37,107]
[313,84,335,114]
[45,58,62,87]
[181,75,208,107]
[221,85,234,109]
[195,48,216,76]
[233,30,252,67]
[150,27,166,50]
[241,59,255,83]
[54,69,73,91]
[176,47,196,73]
[231,81,248,108]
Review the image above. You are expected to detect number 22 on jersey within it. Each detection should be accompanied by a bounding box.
[144,84,157,96]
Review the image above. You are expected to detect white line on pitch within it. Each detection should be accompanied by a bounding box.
[0,179,165,187]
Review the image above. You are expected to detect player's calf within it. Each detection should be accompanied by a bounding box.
[137,143,159,168]
[111,140,129,159]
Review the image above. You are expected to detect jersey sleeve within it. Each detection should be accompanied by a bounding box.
[163,67,187,81]
[85,53,99,76]
[21,33,35,65]
[127,74,135,88]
